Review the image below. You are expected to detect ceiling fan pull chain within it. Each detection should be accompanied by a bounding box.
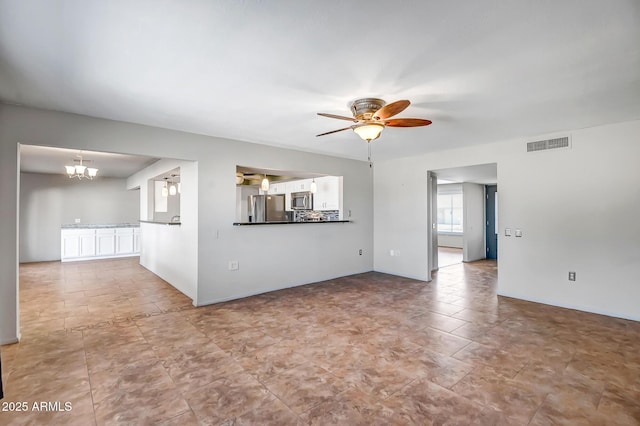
[368,142,372,168]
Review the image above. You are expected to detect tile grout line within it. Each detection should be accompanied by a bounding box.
[81,329,99,426]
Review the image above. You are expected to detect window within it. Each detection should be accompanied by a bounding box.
[437,192,463,233]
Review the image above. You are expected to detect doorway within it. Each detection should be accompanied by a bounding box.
[428,163,498,278]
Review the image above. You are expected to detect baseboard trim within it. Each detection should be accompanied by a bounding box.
[497,290,640,322]
[0,337,19,346]
[61,253,140,263]
[196,270,375,307]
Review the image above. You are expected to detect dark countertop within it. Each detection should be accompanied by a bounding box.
[233,220,350,226]
[61,223,140,229]
[139,220,182,226]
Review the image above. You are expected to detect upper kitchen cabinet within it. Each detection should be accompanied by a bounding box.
[286,179,313,193]
[313,176,342,211]
[267,182,285,195]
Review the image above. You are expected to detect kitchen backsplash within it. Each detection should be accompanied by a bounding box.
[294,210,339,222]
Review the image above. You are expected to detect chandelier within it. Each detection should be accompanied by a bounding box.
[64,154,98,180]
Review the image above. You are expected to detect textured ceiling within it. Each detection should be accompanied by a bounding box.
[1,1,639,162]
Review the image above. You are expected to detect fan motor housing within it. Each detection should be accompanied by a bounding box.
[350,98,386,121]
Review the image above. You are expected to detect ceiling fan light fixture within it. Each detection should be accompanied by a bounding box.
[353,123,384,142]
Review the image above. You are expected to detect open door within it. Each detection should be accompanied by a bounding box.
[485,185,498,259]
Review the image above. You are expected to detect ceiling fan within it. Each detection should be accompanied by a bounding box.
[316,98,432,142]
[236,172,265,185]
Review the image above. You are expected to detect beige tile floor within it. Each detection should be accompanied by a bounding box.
[1,257,639,424]
[438,246,463,268]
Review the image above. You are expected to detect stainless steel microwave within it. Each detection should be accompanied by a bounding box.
[291,191,313,210]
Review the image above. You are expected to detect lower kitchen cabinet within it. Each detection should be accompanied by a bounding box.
[116,228,135,254]
[97,229,116,256]
[61,226,140,262]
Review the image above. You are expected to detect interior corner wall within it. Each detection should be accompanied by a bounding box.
[19,173,139,262]
[462,182,486,262]
[0,104,374,343]
[127,159,199,302]
[374,119,640,321]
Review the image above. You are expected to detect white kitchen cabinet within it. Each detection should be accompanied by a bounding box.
[61,229,96,259]
[96,229,116,256]
[313,176,342,211]
[115,228,135,254]
[287,179,313,193]
[79,233,96,257]
[61,232,80,259]
[134,228,141,254]
[61,226,140,262]
[267,182,285,194]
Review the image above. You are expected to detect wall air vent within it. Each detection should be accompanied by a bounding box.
[527,136,570,153]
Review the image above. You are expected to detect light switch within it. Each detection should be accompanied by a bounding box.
[505,228,511,236]
[515,229,522,237]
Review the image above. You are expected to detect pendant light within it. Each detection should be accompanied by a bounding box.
[261,174,270,191]
[310,178,317,194]
[161,178,169,197]
[169,183,177,196]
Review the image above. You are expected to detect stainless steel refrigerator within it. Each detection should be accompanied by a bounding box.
[248,194,287,222]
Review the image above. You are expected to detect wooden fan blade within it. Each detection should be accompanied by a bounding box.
[385,118,432,127]
[316,126,354,137]
[317,113,357,122]
[373,100,410,120]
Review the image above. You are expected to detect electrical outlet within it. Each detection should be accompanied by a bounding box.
[75,218,81,224]
[358,249,362,256]
[515,229,522,237]
[228,260,239,271]
[568,271,576,281]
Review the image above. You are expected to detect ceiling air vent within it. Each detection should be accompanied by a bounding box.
[527,136,570,153]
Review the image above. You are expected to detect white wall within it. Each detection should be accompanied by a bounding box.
[0,104,374,343]
[438,234,463,248]
[19,172,139,262]
[128,159,198,302]
[375,119,640,321]
[462,183,486,262]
